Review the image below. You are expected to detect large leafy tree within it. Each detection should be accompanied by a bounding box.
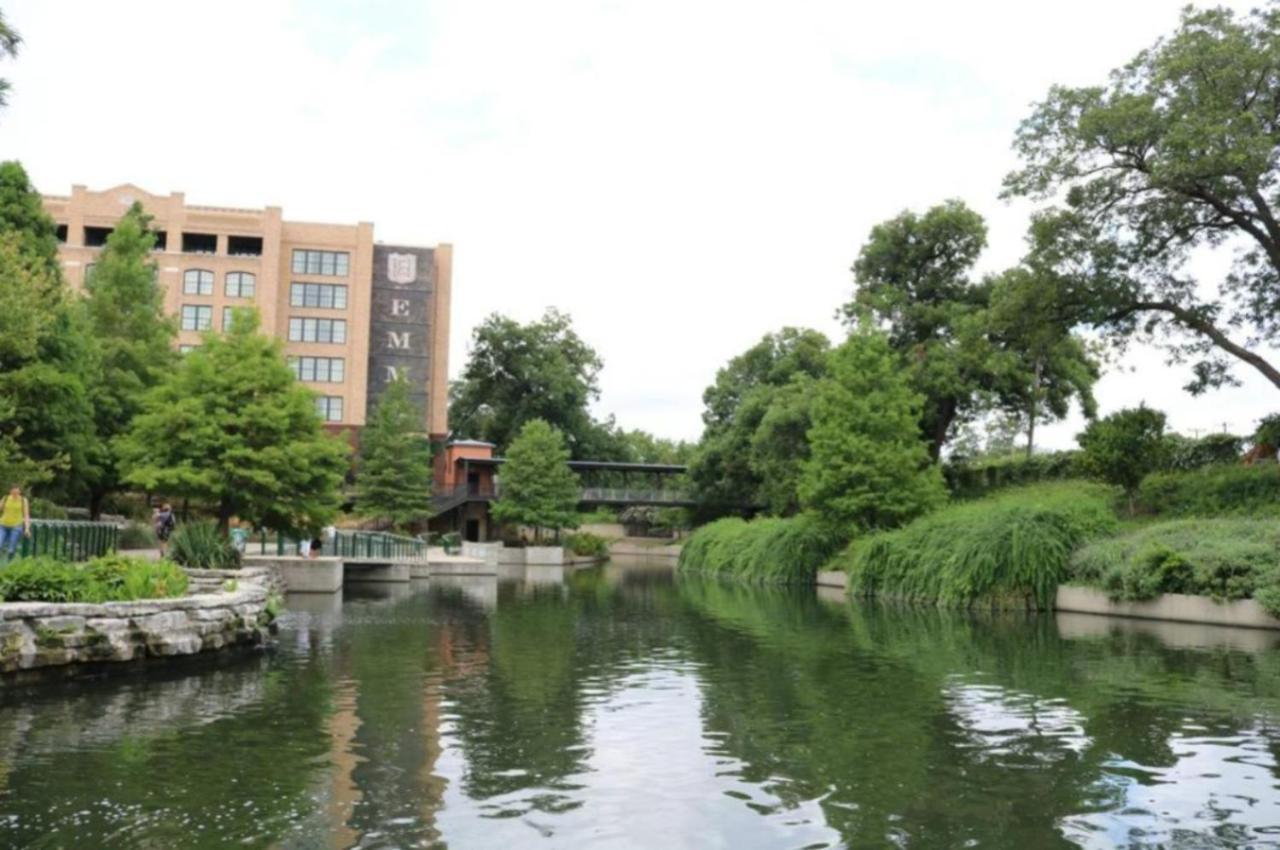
[490,419,581,542]
[689,327,830,518]
[0,161,99,498]
[1006,4,1280,394]
[800,327,946,532]
[842,200,1098,458]
[117,310,348,533]
[81,202,176,516]
[355,375,433,529]
[1078,406,1169,514]
[449,309,604,456]
[0,9,19,110]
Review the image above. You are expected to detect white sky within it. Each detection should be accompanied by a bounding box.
[3,0,1276,448]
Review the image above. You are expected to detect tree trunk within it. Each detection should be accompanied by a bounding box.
[927,397,958,461]
[1123,301,1280,391]
[217,496,233,535]
[89,489,104,522]
[1026,357,1042,460]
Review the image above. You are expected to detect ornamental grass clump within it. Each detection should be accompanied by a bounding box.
[678,513,846,584]
[836,482,1118,609]
[0,554,189,603]
[1071,519,1280,615]
[168,520,241,570]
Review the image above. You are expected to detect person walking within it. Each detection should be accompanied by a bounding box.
[153,503,176,557]
[0,485,31,562]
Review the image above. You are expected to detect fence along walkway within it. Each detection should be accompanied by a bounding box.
[15,520,119,561]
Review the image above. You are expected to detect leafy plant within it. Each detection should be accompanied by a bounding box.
[1077,406,1168,514]
[1162,433,1243,472]
[0,554,188,603]
[168,520,241,570]
[835,482,1118,609]
[678,513,847,584]
[564,531,609,558]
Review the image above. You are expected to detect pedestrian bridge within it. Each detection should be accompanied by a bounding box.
[429,460,693,516]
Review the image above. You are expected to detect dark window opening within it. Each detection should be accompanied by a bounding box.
[182,232,217,254]
[55,224,68,243]
[227,235,262,256]
[153,230,167,251]
[84,226,113,247]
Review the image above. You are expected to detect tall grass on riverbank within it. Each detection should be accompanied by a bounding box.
[1072,519,1280,615]
[678,514,846,584]
[834,482,1118,609]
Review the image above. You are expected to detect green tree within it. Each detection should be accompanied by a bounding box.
[799,327,946,531]
[842,201,1098,460]
[0,10,19,110]
[490,419,581,543]
[1006,5,1280,395]
[1078,406,1169,514]
[355,375,433,529]
[117,310,348,533]
[449,309,604,455]
[0,162,99,499]
[689,328,830,518]
[81,202,176,516]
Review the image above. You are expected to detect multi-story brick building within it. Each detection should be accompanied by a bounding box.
[42,183,452,440]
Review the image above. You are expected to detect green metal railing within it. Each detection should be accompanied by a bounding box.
[265,529,427,560]
[15,520,119,561]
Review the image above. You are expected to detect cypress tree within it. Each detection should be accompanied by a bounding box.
[354,376,433,530]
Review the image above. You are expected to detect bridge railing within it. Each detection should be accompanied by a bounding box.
[579,488,692,505]
[266,530,428,560]
[16,520,119,561]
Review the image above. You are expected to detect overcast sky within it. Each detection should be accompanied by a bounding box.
[4,0,1276,447]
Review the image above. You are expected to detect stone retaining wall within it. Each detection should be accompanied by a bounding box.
[0,579,275,675]
[185,565,285,597]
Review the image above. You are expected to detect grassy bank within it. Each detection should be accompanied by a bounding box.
[0,554,190,603]
[832,482,1118,609]
[677,514,846,584]
[1071,518,1280,616]
[1139,464,1280,517]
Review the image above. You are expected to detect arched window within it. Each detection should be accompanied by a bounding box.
[183,269,214,296]
[225,271,256,298]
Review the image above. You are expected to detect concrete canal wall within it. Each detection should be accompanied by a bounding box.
[1055,585,1280,630]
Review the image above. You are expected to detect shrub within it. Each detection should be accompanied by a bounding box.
[678,513,847,584]
[1072,519,1280,615]
[27,498,69,520]
[117,522,157,550]
[1078,406,1168,513]
[564,531,610,558]
[835,482,1118,609]
[1163,433,1243,471]
[168,520,241,570]
[0,554,188,603]
[1138,463,1280,517]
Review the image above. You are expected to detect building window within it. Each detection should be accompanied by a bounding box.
[225,272,256,298]
[183,269,214,295]
[289,282,348,309]
[316,396,344,422]
[181,305,213,331]
[289,356,346,383]
[182,232,217,254]
[227,235,263,257]
[179,344,198,354]
[287,317,347,344]
[291,249,350,277]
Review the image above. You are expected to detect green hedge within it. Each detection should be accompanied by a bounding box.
[1071,519,1280,616]
[678,513,846,584]
[942,451,1081,500]
[834,482,1118,609]
[0,554,189,603]
[1138,463,1280,517]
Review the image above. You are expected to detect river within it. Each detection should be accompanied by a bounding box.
[3,557,1280,848]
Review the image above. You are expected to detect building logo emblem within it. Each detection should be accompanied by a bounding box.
[387,253,418,285]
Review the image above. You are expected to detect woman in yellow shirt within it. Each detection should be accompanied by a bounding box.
[0,485,31,560]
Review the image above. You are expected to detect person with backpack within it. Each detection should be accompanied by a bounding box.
[0,485,31,561]
[153,503,176,556]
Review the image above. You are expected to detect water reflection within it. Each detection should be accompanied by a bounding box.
[0,559,1279,848]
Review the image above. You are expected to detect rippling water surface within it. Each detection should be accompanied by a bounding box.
[4,558,1280,848]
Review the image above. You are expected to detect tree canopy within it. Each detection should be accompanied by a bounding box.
[355,375,433,530]
[490,419,581,542]
[80,202,176,515]
[800,327,945,531]
[0,10,19,110]
[689,327,830,518]
[1006,4,1280,394]
[449,309,604,455]
[1078,406,1169,513]
[117,310,348,533]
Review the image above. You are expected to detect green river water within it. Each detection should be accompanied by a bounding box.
[3,557,1280,848]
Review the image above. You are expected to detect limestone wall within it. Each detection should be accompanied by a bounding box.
[0,581,274,674]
